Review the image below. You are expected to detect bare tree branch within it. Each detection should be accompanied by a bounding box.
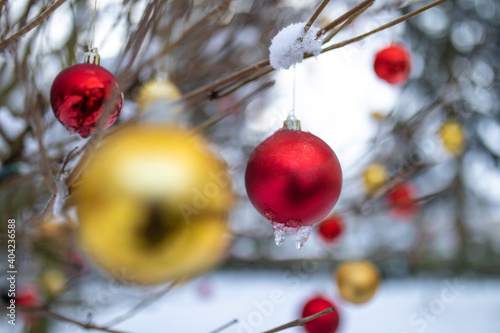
[25,308,131,333]
[322,0,450,52]
[261,307,335,333]
[180,0,449,105]
[304,0,331,34]
[0,0,68,52]
[209,319,238,333]
[102,280,180,328]
[318,0,375,37]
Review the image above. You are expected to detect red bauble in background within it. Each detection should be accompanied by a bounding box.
[245,129,342,230]
[50,63,123,138]
[301,295,340,333]
[64,252,88,278]
[374,44,411,85]
[317,215,344,244]
[386,181,419,220]
[16,285,42,308]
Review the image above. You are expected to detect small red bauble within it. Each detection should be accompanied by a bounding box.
[245,129,342,230]
[16,285,42,308]
[374,44,411,85]
[64,252,88,278]
[317,215,344,243]
[301,295,340,333]
[387,181,419,220]
[50,63,123,138]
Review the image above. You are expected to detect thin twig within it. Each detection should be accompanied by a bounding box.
[30,95,58,194]
[261,307,335,333]
[0,0,68,52]
[102,280,179,328]
[191,80,275,135]
[304,0,331,34]
[181,59,270,103]
[322,0,450,53]
[322,1,373,44]
[209,319,239,333]
[318,0,375,37]
[25,309,130,333]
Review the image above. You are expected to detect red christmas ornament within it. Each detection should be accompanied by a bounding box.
[50,59,123,138]
[301,296,340,333]
[64,252,88,278]
[374,44,411,85]
[386,181,419,220]
[317,216,344,244]
[245,120,342,247]
[16,285,42,308]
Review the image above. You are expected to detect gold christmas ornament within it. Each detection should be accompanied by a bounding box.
[38,214,75,248]
[335,260,380,304]
[439,120,465,156]
[370,111,387,121]
[362,163,388,194]
[41,269,66,296]
[136,79,182,114]
[76,125,233,285]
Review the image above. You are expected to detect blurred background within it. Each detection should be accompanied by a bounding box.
[1,0,500,332]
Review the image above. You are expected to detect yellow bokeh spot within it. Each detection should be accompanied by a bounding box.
[370,111,387,121]
[136,79,182,114]
[41,269,66,296]
[363,163,388,194]
[335,260,380,304]
[439,120,465,156]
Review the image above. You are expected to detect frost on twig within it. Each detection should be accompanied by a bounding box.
[52,179,69,216]
[269,22,323,70]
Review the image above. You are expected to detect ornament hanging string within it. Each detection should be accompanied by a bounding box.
[351,215,361,260]
[288,64,297,120]
[88,0,98,52]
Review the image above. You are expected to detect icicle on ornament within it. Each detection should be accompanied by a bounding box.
[50,1,123,138]
[245,116,343,248]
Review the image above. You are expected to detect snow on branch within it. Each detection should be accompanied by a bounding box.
[269,22,324,70]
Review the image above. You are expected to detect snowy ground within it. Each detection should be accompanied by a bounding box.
[5,271,495,333]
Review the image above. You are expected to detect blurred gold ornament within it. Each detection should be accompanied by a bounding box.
[76,125,233,285]
[38,214,75,247]
[362,164,388,194]
[335,260,380,304]
[370,111,387,121]
[136,78,182,114]
[439,120,465,156]
[41,269,66,296]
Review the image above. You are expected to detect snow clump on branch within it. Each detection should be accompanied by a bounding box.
[269,22,324,70]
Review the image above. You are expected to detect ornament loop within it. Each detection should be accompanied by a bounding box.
[84,48,100,65]
[283,117,301,130]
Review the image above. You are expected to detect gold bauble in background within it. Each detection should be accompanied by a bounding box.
[41,269,66,296]
[362,163,388,194]
[38,214,75,248]
[136,79,182,114]
[439,120,465,156]
[76,125,233,285]
[335,260,380,304]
